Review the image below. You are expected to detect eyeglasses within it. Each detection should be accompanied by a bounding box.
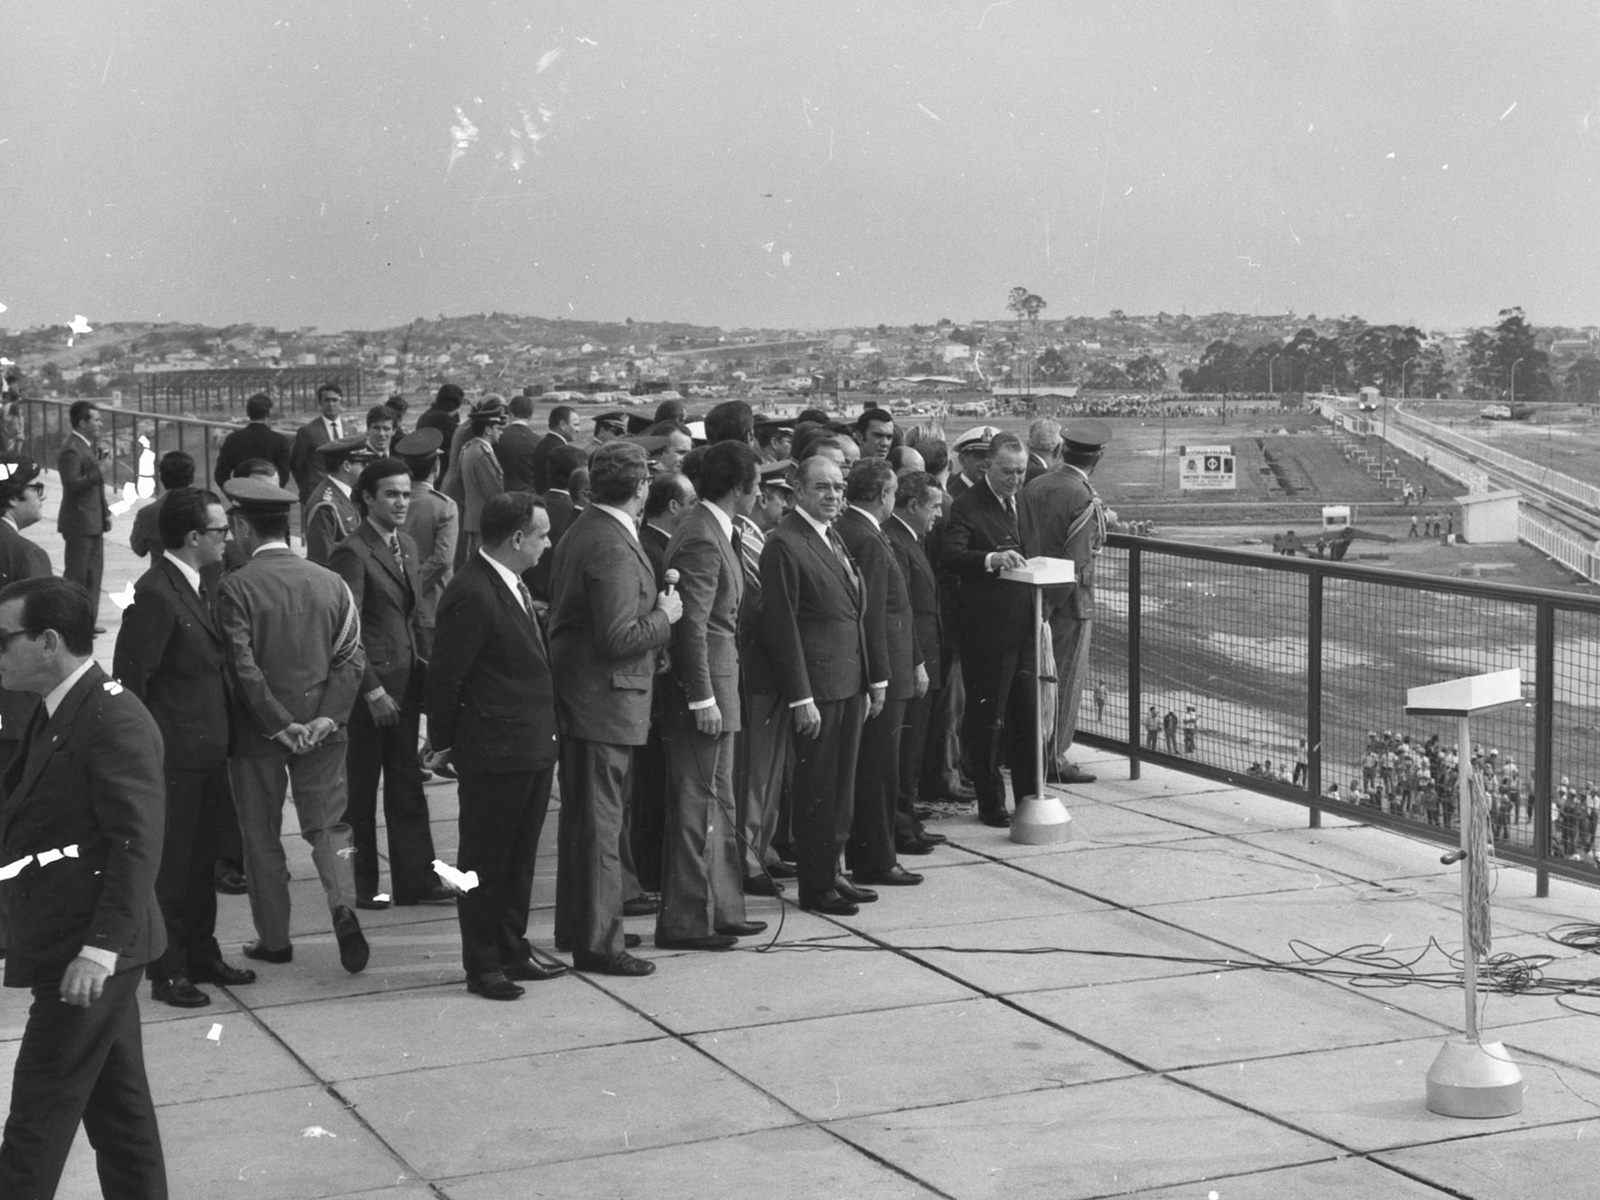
[0,627,37,652]
[203,525,231,537]
[25,483,44,496]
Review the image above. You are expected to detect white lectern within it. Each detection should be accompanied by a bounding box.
[1403,667,1525,1118]
[999,556,1078,845]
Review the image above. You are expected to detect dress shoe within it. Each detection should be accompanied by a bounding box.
[466,972,525,1000]
[504,958,568,982]
[625,933,642,949]
[241,941,293,964]
[854,865,924,886]
[655,933,738,951]
[896,837,936,856]
[833,878,878,904]
[622,894,660,917]
[151,976,211,1008]
[572,951,656,977]
[978,809,1012,828]
[356,895,391,911]
[394,883,457,906]
[423,752,457,779]
[772,844,798,865]
[799,891,859,916]
[714,920,767,937]
[941,779,978,801]
[918,829,948,845]
[332,905,370,974]
[214,863,248,895]
[191,958,256,986]
[743,875,785,897]
[765,860,797,879]
[1048,763,1098,784]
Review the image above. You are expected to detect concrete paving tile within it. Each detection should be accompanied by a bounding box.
[837,861,1110,934]
[1010,968,1447,1071]
[1126,1156,1460,1199]
[341,1039,795,1178]
[691,997,1136,1121]
[830,1074,1332,1199]
[216,927,469,1009]
[899,909,1234,994]
[54,1084,410,1200]
[1374,1118,1600,1199]
[1019,836,1329,907]
[1117,789,1330,836]
[0,979,246,1042]
[942,805,1206,864]
[1173,1035,1597,1153]
[439,1125,943,1200]
[1498,1014,1600,1084]
[600,933,979,1034]
[1235,826,1457,885]
[254,978,667,1081]
[1327,977,1575,1040]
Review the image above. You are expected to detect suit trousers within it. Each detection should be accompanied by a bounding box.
[846,698,906,875]
[554,737,633,961]
[791,694,865,897]
[1047,610,1094,768]
[960,644,1039,817]
[736,690,792,874]
[925,655,968,796]
[896,687,937,841]
[148,763,227,982]
[627,681,670,893]
[229,740,357,950]
[657,724,746,940]
[0,967,167,1200]
[455,767,554,977]
[62,534,104,615]
[346,692,438,902]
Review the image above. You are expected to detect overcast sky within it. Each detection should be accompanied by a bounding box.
[3,1,1596,334]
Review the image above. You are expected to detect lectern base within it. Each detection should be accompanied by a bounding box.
[1010,791,1076,845]
[1425,1038,1523,1118]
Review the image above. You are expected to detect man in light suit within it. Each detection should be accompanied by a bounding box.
[0,455,51,779]
[302,436,369,565]
[56,400,111,615]
[215,478,369,974]
[289,382,347,506]
[445,396,507,566]
[114,488,256,1010]
[0,577,168,1199]
[396,429,456,661]
[656,442,764,951]
[549,441,681,976]
[758,454,872,916]
[426,492,567,1001]
[328,459,453,910]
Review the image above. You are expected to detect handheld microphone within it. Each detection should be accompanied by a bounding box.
[664,568,679,595]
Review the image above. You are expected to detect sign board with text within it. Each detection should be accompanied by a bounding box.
[1179,444,1236,491]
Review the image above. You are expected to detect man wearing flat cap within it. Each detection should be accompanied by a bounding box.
[593,411,627,444]
[1021,418,1111,786]
[304,435,371,565]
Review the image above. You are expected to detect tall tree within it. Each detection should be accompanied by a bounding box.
[1124,353,1169,390]
[1465,308,1551,403]
[1564,355,1600,405]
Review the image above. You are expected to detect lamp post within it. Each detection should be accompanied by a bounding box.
[1401,355,1418,401]
[1268,353,1282,395]
[1509,357,1523,407]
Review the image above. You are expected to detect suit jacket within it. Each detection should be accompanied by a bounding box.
[426,555,560,772]
[524,488,575,603]
[303,478,360,565]
[836,507,919,702]
[215,421,292,488]
[290,415,344,504]
[496,423,544,493]
[528,430,569,494]
[0,664,165,987]
[937,476,1037,652]
[757,511,868,705]
[0,521,51,747]
[129,499,163,560]
[1026,451,1051,483]
[733,515,780,696]
[401,481,457,629]
[664,503,742,729]
[112,555,231,769]
[328,523,424,710]
[885,512,942,685]
[215,547,365,754]
[1022,465,1100,618]
[415,409,460,485]
[548,506,672,746]
[56,433,110,537]
[640,522,671,586]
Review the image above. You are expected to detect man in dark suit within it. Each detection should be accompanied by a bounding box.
[214,392,292,487]
[886,471,949,854]
[758,454,872,915]
[528,404,577,494]
[414,383,464,487]
[113,487,257,1012]
[328,459,453,910]
[0,577,168,1199]
[215,478,369,974]
[427,493,567,1000]
[289,382,347,506]
[56,399,111,615]
[838,458,925,888]
[129,451,196,561]
[1025,418,1061,483]
[656,442,763,951]
[496,394,544,492]
[523,442,585,603]
[938,432,1040,827]
[1021,419,1111,786]
[0,455,51,778]
[549,441,681,976]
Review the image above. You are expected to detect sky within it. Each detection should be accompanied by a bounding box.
[3,1,1597,335]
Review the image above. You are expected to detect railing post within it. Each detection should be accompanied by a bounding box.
[1533,600,1554,897]
[1127,542,1142,781]
[1306,569,1323,828]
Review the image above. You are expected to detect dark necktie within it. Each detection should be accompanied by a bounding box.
[827,530,855,579]
[388,534,407,574]
[516,579,537,623]
[734,519,763,589]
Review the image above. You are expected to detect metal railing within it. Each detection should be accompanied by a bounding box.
[14,397,239,494]
[1077,533,1600,896]
[1392,407,1600,513]
[1519,509,1600,582]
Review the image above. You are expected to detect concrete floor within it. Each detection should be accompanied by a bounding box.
[5,499,1600,1198]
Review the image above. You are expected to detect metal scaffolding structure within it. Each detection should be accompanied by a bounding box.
[136,366,364,417]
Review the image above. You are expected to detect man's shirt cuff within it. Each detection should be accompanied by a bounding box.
[77,946,119,972]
